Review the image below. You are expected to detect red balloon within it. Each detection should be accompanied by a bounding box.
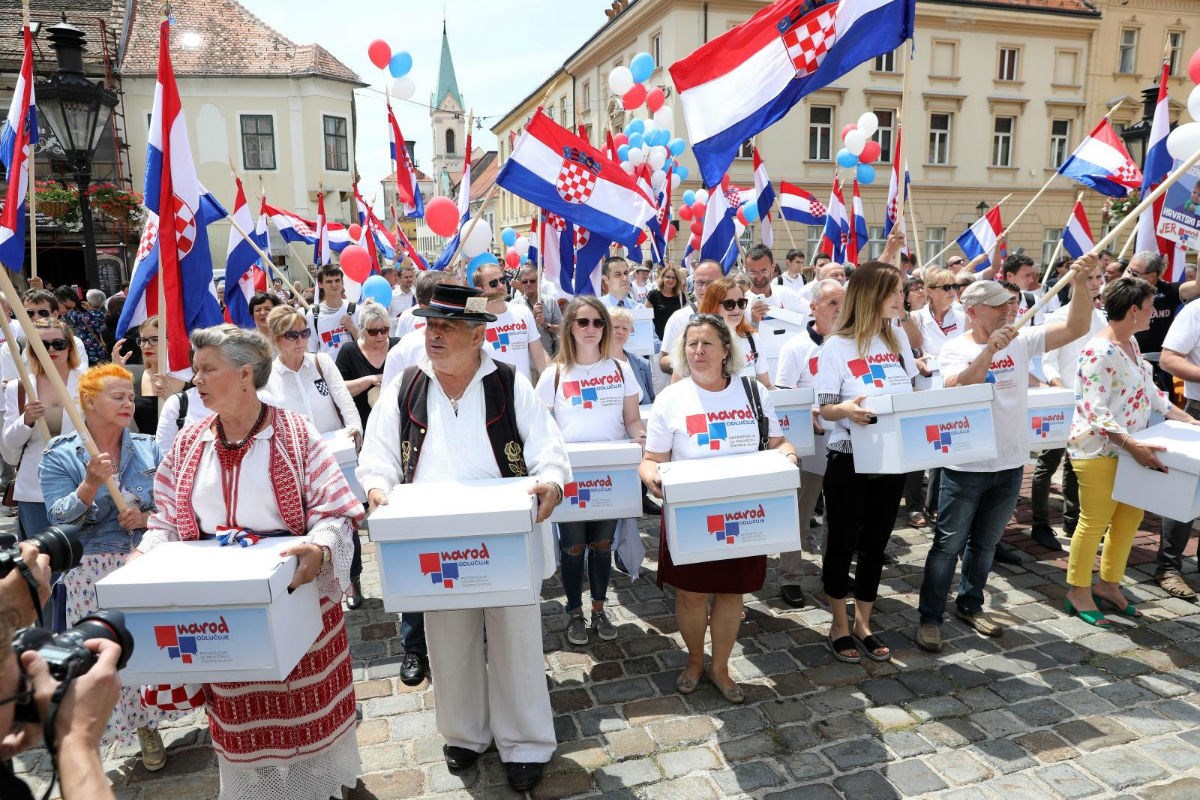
[623,84,647,111]
[613,133,629,147]
[859,141,881,164]
[678,205,694,221]
[425,196,460,238]
[340,245,372,283]
[666,225,678,242]
[692,201,706,218]
[1190,47,1200,84]
[646,87,666,113]
[690,220,704,236]
[505,248,521,269]
[841,123,857,142]
[348,223,363,240]
[689,234,702,250]
[367,40,391,70]
[736,207,748,226]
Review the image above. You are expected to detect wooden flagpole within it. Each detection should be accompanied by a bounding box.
[923,193,1014,266]
[1118,224,1140,260]
[1040,190,1084,284]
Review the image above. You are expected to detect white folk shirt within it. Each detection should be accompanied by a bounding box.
[913,306,966,357]
[1041,303,1107,390]
[307,301,362,356]
[815,333,917,453]
[263,352,362,435]
[154,386,274,457]
[484,304,539,380]
[381,330,427,390]
[939,326,1047,472]
[535,360,640,443]
[1161,299,1200,402]
[646,378,781,459]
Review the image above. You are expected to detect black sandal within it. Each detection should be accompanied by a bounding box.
[827,635,861,663]
[853,633,892,662]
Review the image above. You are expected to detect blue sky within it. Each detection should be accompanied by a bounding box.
[238,0,608,200]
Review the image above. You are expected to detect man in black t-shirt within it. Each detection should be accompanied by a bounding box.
[1127,251,1199,392]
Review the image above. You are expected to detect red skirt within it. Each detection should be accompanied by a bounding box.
[656,518,766,595]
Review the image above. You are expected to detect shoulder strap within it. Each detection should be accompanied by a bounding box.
[741,376,770,451]
[311,354,346,428]
[175,390,189,429]
[746,333,757,358]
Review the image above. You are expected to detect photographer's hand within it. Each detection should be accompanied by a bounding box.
[0,542,51,628]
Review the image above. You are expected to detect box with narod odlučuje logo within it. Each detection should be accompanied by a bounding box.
[95,538,322,685]
[1026,387,1074,448]
[769,387,816,457]
[660,451,801,565]
[1113,421,1200,521]
[321,428,364,501]
[368,478,552,612]
[854,384,997,473]
[552,441,643,522]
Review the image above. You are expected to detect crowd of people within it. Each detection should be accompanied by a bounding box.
[3,234,1200,799]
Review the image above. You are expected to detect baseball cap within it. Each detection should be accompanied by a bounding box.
[960,281,1016,307]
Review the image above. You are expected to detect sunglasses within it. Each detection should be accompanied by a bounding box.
[485,278,503,289]
[932,284,957,292]
[720,298,749,311]
[365,327,390,336]
[137,335,159,347]
[574,317,605,329]
[947,260,965,267]
[28,308,51,318]
[43,338,70,351]
[517,278,538,285]
[282,328,312,341]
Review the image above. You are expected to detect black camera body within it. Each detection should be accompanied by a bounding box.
[11,611,134,682]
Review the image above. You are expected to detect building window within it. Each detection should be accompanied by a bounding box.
[997,47,1020,81]
[1168,31,1185,76]
[651,33,661,68]
[1118,28,1138,74]
[991,117,1014,167]
[931,40,957,77]
[445,128,456,155]
[875,109,895,163]
[561,97,568,125]
[924,227,946,266]
[546,105,555,123]
[240,115,276,170]
[1053,49,1080,86]
[737,139,753,159]
[867,225,886,260]
[1049,119,1071,168]
[928,113,952,165]
[807,226,823,258]
[1042,228,1061,268]
[808,106,833,161]
[874,51,895,73]
[323,115,349,171]
[582,81,591,110]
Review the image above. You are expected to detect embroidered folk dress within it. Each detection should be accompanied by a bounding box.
[142,407,363,800]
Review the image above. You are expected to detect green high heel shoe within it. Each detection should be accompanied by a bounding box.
[1093,593,1142,619]
[1064,597,1110,628]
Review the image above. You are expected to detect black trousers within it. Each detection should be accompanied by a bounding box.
[822,451,906,603]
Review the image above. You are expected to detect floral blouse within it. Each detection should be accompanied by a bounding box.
[1068,335,1171,460]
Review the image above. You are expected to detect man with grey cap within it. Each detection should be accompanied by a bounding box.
[916,259,1095,653]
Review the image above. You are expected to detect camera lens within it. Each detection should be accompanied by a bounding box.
[29,525,84,573]
[69,610,134,670]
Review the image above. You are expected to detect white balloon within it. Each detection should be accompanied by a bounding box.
[391,76,416,101]
[670,172,682,190]
[1167,122,1200,161]
[695,189,710,205]
[461,220,492,258]
[648,148,668,171]
[651,170,667,190]
[652,106,673,130]
[608,66,634,96]
[844,129,867,156]
[857,112,879,138]
[620,160,634,174]
[628,146,647,166]
[1190,84,1200,122]
[514,235,530,255]
[642,118,657,135]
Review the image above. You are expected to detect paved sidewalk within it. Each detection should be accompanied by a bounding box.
[10,485,1200,799]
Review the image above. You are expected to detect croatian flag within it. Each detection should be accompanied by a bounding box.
[819,176,848,263]
[431,128,472,271]
[117,20,225,371]
[670,0,917,187]
[779,181,827,226]
[883,127,908,254]
[1061,201,1094,260]
[956,205,1004,264]
[541,211,576,298]
[354,185,396,264]
[649,166,673,265]
[496,109,656,249]
[573,226,613,296]
[387,100,424,218]
[395,226,429,271]
[700,180,740,272]
[753,148,776,248]
[265,203,352,251]
[0,24,35,273]
[1135,61,1181,279]
[1057,119,1143,198]
[526,214,539,267]
[848,179,867,265]
[223,178,269,329]
[314,192,331,266]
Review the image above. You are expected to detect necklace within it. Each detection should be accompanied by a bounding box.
[215,403,268,452]
[213,404,269,529]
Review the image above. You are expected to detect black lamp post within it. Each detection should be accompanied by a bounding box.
[1119,85,1159,170]
[36,18,118,290]
[976,200,989,218]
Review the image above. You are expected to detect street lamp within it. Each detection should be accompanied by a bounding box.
[36,18,118,290]
[1119,84,1159,170]
[976,200,988,217]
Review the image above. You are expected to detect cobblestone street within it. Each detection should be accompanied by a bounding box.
[11,483,1200,800]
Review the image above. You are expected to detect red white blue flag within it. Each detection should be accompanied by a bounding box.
[820,175,849,262]
[670,0,917,187]
[0,24,36,273]
[1061,200,1094,260]
[753,148,776,248]
[956,205,1004,264]
[264,202,351,251]
[779,182,827,226]
[1135,60,1182,278]
[431,128,473,271]
[496,109,656,249]
[700,178,740,272]
[1057,119,1142,198]
[223,178,269,328]
[884,127,908,255]
[388,101,424,218]
[848,179,867,264]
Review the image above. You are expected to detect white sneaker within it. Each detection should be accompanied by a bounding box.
[137,726,166,772]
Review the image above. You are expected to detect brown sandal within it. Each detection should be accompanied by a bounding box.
[1156,572,1197,600]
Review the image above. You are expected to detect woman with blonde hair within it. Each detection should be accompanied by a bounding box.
[694,277,772,387]
[647,264,687,341]
[815,262,916,663]
[110,316,187,435]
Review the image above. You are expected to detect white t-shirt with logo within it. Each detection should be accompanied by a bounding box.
[1162,299,1200,401]
[775,331,821,390]
[737,334,770,382]
[306,301,362,356]
[483,304,539,380]
[535,359,640,443]
[815,333,917,452]
[938,326,1047,472]
[913,306,966,356]
[646,377,782,460]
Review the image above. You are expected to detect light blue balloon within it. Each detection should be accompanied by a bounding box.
[501,227,517,247]
[465,252,499,287]
[628,133,643,150]
[682,190,696,206]
[676,164,689,181]
[651,129,668,148]
[617,144,631,162]
[856,163,877,185]
[668,138,686,157]
[836,148,859,169]
[630,52,655,83]
[388,51,413,79]
[361,274,393,307]
[626,118,645,136]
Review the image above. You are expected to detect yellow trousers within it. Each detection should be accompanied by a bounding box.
[1066,456,1144,587]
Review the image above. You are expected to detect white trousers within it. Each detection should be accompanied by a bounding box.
[425,603,556,763]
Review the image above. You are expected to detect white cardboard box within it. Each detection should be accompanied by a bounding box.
[854,384,998,473]
[553,441,643,522]
[1027,388,1075,449]
[368,478,549,612]
[322,428,365,501]
[769,388,816,457]
[913,357,944,391]
[1113,421,1200,521]
[627,306,657,357]
[800,430,830,476]
[660,451,801,565]
[756,307,810,379]
[95,539,321,685]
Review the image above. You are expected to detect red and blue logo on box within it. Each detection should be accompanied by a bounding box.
[685,413,727,450]
[1031,411,1064,439]
[419,552,459,588]
[154,626,199,664]
[564,481,590,507]
[925,416,972,454]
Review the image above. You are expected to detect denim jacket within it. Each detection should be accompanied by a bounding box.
[39,430,161,555]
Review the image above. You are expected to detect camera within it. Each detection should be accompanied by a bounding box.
[0,524,85,578]
[12,610,134,682]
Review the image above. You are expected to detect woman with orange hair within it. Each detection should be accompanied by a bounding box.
[695,277,773,388]
[38,362,168,772]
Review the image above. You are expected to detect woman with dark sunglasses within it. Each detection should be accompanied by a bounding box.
[912,268,967,358]
[695,277,773,388]
[111,316,186,436]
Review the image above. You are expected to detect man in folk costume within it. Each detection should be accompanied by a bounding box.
[358,284,570,792]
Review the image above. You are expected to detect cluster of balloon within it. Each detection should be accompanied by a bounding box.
[608,52,689,192]
[676,188,713,252]
[1165,48,1200,160]
[500,227,533,270]
[367,39,416,101]
[835,112,884,185]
